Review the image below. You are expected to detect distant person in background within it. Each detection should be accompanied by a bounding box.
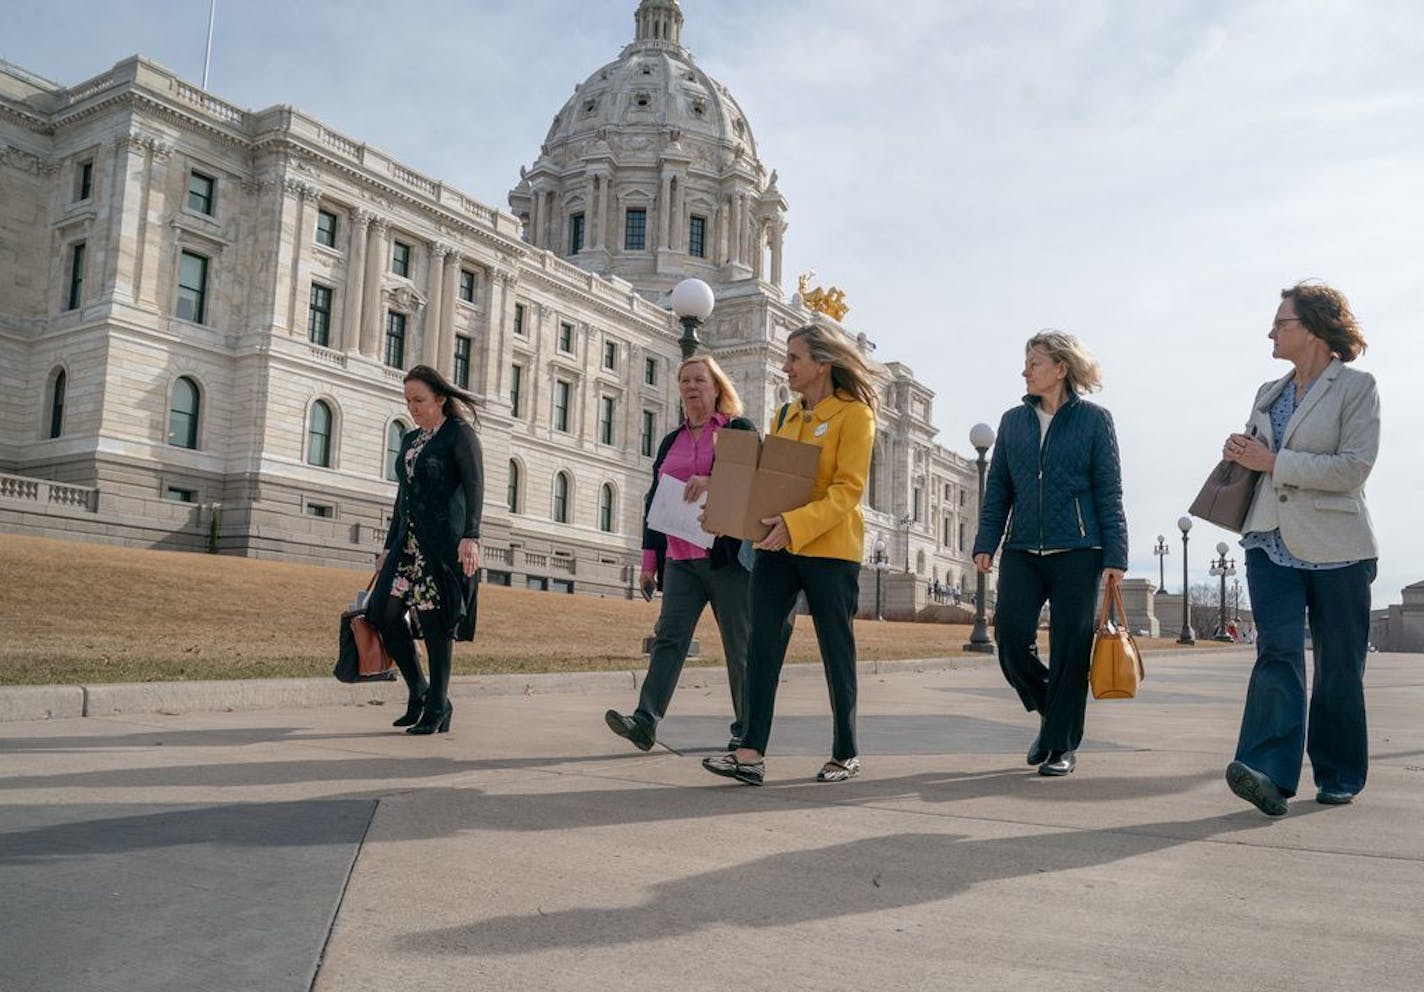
[702,324,877,786]
[605,357,755,753]
[972,331,1128,778]
[368,365,483,736]
[1221,281,1379,816]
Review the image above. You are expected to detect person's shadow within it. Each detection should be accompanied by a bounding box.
[408,808,1308,955]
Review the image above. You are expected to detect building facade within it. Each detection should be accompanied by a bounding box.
[0,0,983,601]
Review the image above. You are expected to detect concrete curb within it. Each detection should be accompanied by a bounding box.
[0,647,1246,723]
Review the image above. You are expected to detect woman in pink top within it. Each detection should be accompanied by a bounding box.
[605,356,756,752]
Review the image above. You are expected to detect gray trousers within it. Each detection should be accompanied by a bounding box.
[635,557,750,740]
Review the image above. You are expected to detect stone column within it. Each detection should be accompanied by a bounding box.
[439,250,460,378]
[727,194,742,265]
[529,189,542,248]
[359,219,388,358]
[658,173,673,250]
[423,243,448,366]
[483,268,515,401]
[134,139,173,309]
[282,180,318,338]
[343,210,372,353]
[769,220,786,288]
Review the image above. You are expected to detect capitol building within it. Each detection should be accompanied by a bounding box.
[0,0,982,604]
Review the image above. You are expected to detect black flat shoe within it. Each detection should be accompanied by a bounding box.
[1026,731,1049,766]
[701,752,764,785]
[407,699,452,735]
[392,691,427,728]
[1225,760,1287,816]
[1038,750,1076,776]
[604,709,655,751]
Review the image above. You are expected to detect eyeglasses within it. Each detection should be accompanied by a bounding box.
[1271,317,1305,330]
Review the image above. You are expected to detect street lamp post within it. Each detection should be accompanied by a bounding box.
[1152,534,1169,595]
[1209,541,1237,641]
[963,423,996,654]
[1232,578,1241,620]
[872,535,887,621]
[1176,515,1195,644]
[669,278,714,360]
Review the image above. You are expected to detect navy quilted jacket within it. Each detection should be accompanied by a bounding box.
[972,393,1128,570]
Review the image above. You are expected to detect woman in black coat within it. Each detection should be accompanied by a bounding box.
[366,365,483,735]
[972,331,1127,777]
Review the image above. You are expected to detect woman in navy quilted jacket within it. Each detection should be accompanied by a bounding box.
[972,331,1128,777]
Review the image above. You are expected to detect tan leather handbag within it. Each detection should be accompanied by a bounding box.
[1090,581,1145,700]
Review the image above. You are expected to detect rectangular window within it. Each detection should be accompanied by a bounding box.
[306,502,334,518]
[513,302,526,336]
[958,522,966,551]
[568,212,585,255]
[176,250,209,323]
[688,215,707,258]
[959,489,967,507]
[315,209,338,248]
[553,379,571,432]
[644,357,657,386]
[599,396,615,445]
[74,160,93,202]
[458,268,476,303]
[187,171,215,215]
[66,242,86,311]
[454,335,471,388]
[641,410,655,457]
[509,364,523,418]
[913,488,922,523]
[164,487,196,503]
[559,321,574,352]
[391,240,411,277]
[384,311,406,368]
[624,208,647,251]
[944,483,952,500]
[308,283,332,346]
[602,340,617,370]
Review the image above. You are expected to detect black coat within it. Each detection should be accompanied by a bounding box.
[367,416,484,639]
[642,416,756,590]
[972,392,1128,571]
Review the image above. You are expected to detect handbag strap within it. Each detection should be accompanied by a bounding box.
[1109,581,1146,680]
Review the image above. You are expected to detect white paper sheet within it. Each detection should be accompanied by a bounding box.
[646,474,714,548]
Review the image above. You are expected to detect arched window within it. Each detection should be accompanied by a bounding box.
[507,460,521,513]
[307,400,333,467]
[168,376,200,449]
[47,368,66,439]
[598,483,615,532]
[385,421,408,481]
[553,471,570,523]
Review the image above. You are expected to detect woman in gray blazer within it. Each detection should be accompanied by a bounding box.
[1219,281,1379,816]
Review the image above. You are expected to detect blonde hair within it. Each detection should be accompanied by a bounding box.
[787,324,880,411]
[1025,330,1102,394]
[678,356,743,416]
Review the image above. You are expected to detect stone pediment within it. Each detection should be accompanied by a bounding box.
[384,283,427,314]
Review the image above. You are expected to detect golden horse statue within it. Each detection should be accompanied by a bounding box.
[797,272,850,322]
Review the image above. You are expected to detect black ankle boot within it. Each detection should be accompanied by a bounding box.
[407,699,452,735]
[392,690,427,728]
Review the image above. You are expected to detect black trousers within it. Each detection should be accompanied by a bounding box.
[993,548,1103,754]
[376,596,453,710]
[740,551,861,761]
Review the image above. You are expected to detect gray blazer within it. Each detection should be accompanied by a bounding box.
[1239,357,1379,563]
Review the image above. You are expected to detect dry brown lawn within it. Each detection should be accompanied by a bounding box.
[0,534,1235,685]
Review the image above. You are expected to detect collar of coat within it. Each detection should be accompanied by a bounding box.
[1019,390,1083,412]
[790,391,855,423]
[1256,356,1344,412]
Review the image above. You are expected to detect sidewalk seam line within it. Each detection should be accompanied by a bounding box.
[306,797,380,992]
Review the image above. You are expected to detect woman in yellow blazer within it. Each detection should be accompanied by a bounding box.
[702,324,877,786]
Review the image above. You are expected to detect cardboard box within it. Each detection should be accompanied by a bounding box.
[702,430,821,542]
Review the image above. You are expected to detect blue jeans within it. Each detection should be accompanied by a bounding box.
[1235,549,1376,797]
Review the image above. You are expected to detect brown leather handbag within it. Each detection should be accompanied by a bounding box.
[1189,427,1261,533]
[1090,581,1145,700]
[334,576,398,683]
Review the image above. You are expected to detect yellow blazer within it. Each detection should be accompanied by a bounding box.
[772,391,875,562]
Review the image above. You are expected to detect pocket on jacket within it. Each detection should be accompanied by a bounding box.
[1313,495,1361,513]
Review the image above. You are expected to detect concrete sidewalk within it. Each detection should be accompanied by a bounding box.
[1,652,1420,991]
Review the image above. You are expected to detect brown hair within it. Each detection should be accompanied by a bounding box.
[1282,281,1367,362]
[677,356,744,416]
[403,364,479,424]
[787,324,879,411]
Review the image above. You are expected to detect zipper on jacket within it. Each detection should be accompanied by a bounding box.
[1074,497,1085,538]
[1037,410,1059,552]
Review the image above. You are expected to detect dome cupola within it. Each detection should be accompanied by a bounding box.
[510,0,788,298]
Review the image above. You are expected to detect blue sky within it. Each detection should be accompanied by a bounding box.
[6,0,1422,606]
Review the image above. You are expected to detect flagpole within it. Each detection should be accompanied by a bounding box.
[202,0,216,89]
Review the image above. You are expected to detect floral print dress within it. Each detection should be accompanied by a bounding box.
[391,428,441,611]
